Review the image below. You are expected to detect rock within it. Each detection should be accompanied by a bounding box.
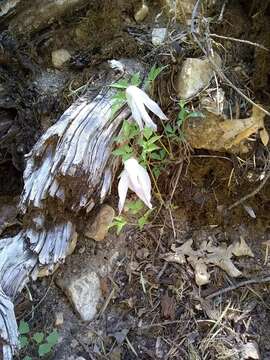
[152,28,167,46]
[201,89,225,115]
[163,0,196,23]
[240,342,260,359]
[134,3,149,22]
[57,270,101,322]
[51,49,71,69]
[162,0,216,23]
[176,54,222,99]
[184,105,267,154]
[85,205,115,241]
[55,312,64,326]
[71,339,79,348]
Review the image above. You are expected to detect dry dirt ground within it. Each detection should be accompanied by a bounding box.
[1,0,270,359]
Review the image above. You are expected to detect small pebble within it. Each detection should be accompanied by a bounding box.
[55,311,64,326]
[152,28,167,46]
[51,49,71,69]
[135,4,149,22]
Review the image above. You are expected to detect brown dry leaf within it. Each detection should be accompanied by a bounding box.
[163,238,254,284]
[205,242,242,277]
[160,292,176,320]
[163,239,194,264]
[231,236,254,257]
[194,259,210,286]
[260,127,269,146]
[184,105,266,154]
[199,298,220,320]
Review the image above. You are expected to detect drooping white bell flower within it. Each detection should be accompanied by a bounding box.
[118,158,152,213]
[126,85,167,131]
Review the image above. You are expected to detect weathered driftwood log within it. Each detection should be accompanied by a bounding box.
[0,59,143,359]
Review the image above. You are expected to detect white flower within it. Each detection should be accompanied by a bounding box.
[118,158,152,213]
[126,85,167,131]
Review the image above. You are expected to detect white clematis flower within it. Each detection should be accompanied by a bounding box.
[118,158,152,213]
[126,85,167,131]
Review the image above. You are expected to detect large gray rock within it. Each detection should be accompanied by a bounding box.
[57,270,101,322]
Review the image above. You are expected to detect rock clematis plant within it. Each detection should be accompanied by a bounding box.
[116,85,167,212]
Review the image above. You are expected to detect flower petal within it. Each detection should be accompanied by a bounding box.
[125,158,152,209]
[142,93,168,120]
[134,97,157,131]
[126,86,167,130]
[129,97,144,130]
[118,169,129,213]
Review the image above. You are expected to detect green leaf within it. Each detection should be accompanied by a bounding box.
[19,321,30,335]
[23,356,32,360]
[33,332,44,344]
[178,107,188,126]
[122,120,140,140]
[109,216,127,234]
[179,99,186,109]
[19,335,29,348]
[164,124,174,134]
[110,79,129,89]
[126,200,144,214]
[186,111,204,118]
[146,65,168,83]
[38,343,52,357]
[147,135,161,144]
[144,143,160,153]
[149,152,161,160]
[112,144,133,157]
[130,72,141,86]
[143,127,153,140]
[138,210,152,230]
[153,166,161,178]
[46,330,59,347]
[159,149,166,160]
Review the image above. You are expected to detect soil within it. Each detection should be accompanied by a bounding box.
[1,0,270,359]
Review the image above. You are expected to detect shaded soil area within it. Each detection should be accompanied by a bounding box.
[0,0,270,359]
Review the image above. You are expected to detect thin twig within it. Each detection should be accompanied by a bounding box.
[139,320,183,330]
[191,0,270,117]
[228,171,270,210]
[205,276,270,300]
[210,33,269,51]
[191,155,233,163]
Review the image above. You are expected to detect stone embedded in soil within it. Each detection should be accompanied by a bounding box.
[152,28,167,46]
[51,48,71,68]
[240,342,260,359]
[176,54,221,99]
[162,0,196,23]
[85,205,115,241]
[184,105,267,153]
[134,3,149,22]
[55,311,64,326]
[56,270,101,322]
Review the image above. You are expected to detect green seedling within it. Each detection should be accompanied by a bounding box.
[19,320,59,359]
